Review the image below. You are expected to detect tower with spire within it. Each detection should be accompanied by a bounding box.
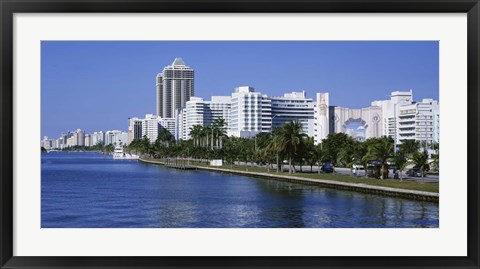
[156,58,194,118]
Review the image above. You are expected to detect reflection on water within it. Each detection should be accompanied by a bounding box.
[41,152,439,228]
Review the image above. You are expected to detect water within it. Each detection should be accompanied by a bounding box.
[41,152,439,228]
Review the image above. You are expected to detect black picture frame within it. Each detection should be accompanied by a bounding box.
[1,0,479,268]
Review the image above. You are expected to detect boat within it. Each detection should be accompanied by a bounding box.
[113,146,139,160]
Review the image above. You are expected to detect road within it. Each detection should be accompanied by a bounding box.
[233,162,439,183]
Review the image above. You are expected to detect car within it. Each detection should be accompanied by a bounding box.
[321,162,334,173]
[406,168,422,177]
[352,164,364,170]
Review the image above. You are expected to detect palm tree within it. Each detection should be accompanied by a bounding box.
[265,131,283,172]
[410,150,429,183]
[212,118,227,149]
[400,139,420,156]
[353,142,369,177]
[431,142,439,172]
[279,120,304,174]
[364,137,394,179]
[105,143,115,156]
[337,140,356,176]
[314,143,324,174]
[304,137,317,173]
[202,125,212,148]
[189,125,203,147]
[392,151,408,181]
[156,129,175,148]
[140,135,151,157]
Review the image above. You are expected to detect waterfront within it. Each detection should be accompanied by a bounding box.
[42,152,439,228]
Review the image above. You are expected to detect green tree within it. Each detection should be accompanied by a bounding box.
[364,136,394,179]
[410,150,430,183]
[322,133,353,166]
[392,151,408,181]
[314,143,324,174]
[431,142,439,172]
[104,143,115,156]
[139,135,152,157]
[202,125,212,148]
[337,139,357,175]
[400,139,420,156]
[212,118,227,149]
[353,141,369,177]
[279,120,304,173]
[304,137,317,173]
[189,125,203,147]
[156,128,175,147]
[265,128,284,172]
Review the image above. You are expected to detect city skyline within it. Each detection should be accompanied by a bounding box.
[41,41,439,138]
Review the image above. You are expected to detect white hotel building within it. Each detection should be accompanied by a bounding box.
[229,86,272,138]
[370,90,439,148]
[173,87,438,150]
[176,96,231,140]
[104,130,129,146]
[176,87,325,140]
[397,98,439,145]
[126,114,177,143]
[270,91,315,137]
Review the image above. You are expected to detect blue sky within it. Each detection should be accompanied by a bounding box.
[41,41,438,139]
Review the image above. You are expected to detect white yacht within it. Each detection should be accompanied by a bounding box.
[113,146,139,160]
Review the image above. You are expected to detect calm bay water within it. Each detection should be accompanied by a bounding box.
[41,152,439,228]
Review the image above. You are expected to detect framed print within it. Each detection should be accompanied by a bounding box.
[1,0,479,268]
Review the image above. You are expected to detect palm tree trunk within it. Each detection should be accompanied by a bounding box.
[276,152,279,172]
[288,157,292,173]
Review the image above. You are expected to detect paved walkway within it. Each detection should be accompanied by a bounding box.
[139,158,438,202]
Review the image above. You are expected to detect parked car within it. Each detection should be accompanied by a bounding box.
[321,162,334,173]
[352,164,364,170]
[406,168,423,177]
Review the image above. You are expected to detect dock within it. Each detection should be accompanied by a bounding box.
[143,158,197,170]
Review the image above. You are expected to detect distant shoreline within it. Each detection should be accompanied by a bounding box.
[139,158,439,203]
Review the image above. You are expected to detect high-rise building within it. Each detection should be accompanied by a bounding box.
[128,117,143,144]
[84,134,92,147]
[181,97,205,140]
[205,96,231,126]
[67,136,76,147]
[177,96,231,140]
[159,117,176,137]
[91,131,104,146]
[74,129,85,146]
[270,91,315,137]
[142,114,161,143]
[156,58,194,118]
[104,130,129,146]
[371,90,414,144]
[42,136,52,150]
[397,98,439,146]
[229,86,272,138]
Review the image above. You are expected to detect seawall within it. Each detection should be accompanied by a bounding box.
[138,158,439,203]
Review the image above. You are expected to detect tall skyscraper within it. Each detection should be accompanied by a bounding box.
[156,58,194,118]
